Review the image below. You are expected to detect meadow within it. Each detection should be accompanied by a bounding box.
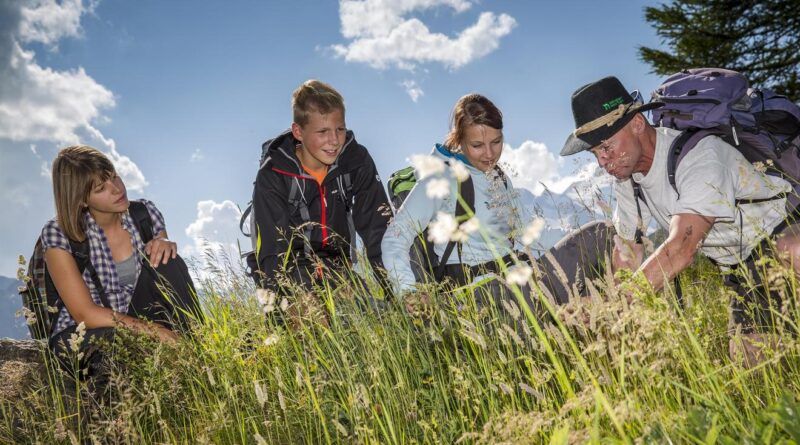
[2,248,800,444]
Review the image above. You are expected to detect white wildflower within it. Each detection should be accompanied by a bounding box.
[425,178,450,199]
[256,289,276,314]
[279,298,289,312]
[450,160,470,183]
[410,154,445,180]
[521,218,546,246]
[263,333,280,347]
[17,306,37,326]
[427,212,459,244]
[753,161,767,173]
[459,217,480,235]
[68,322,86,353]
[505,264,533,286]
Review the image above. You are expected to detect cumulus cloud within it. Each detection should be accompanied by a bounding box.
[0,44,116,142]
[183,200,248,269]
[332,0,516,70]
[19,0,95,47]
[0,0,147,192]
[498,141,601,197]
[499,140,612,197]
[401,79,424,102]
[0,0,148,275]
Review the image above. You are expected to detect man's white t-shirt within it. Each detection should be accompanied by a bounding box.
[613,127,791,266]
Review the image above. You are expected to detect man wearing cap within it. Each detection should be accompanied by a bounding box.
[561,76,800,366]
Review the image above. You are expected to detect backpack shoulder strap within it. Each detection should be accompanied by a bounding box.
[668,128,726,196]
[494,165,510,189]
[65,237,113,309]
[128,200,155,243]
[631,180,646,245]
[285,176,313,258]
[336,172,359,263]
[435,175,474,279]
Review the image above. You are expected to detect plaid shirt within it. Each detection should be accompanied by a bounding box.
[41,199,166,337]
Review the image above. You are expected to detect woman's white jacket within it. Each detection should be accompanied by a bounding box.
[381,144,531,296]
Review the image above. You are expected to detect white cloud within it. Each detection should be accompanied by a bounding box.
[0,0,147,194]
[190,148,205,163]
[107,145,148,192]
[401,79,424,102]
[0,44,116,144]
[332,0,516,70]
[499,140,612,197]
[183,200,248,269]
[0,0,147,275]
[19,0,94,47]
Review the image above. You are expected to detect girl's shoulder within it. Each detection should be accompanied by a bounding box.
[40,219,72,253]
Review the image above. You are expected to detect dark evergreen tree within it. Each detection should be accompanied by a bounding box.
[639,0,800,98]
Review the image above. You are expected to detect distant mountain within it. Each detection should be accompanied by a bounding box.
[0,275,29,339]
[515,169,613,252]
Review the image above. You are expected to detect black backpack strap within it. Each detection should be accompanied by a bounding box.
[435,175,474,280]
[668,128,729,196]
[285,177,314,259]
[240,204,253,237]
[128,201,155,243]
[337,173,358,263]
[67,238,112,309]
[631,180,646,245]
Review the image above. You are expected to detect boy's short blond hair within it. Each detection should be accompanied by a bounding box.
[292,80,345,127]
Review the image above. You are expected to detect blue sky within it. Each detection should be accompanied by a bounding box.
[0,0,665,277]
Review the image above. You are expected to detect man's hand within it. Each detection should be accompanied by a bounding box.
[611,234,644,278]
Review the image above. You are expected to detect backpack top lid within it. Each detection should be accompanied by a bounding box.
[651,68,755,130]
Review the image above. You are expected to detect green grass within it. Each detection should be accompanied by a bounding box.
[2,254,800,444]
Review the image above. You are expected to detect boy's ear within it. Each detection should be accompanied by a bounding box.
[291,122,304,142]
